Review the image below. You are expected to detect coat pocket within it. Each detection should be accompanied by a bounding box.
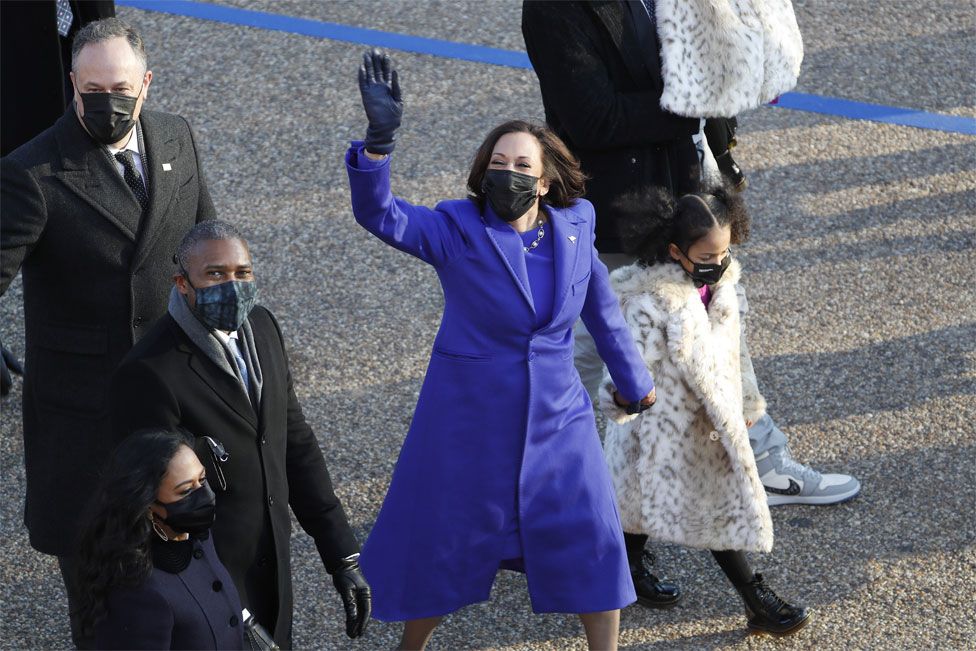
[30,322,108,416]
[431,347,493,363]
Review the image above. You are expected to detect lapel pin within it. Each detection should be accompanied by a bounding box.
[568,235,577,243]
[162,163,172,171]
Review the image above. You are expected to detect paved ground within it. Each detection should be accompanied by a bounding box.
[2,1,974,649]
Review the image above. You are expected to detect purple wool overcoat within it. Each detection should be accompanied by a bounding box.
[346,144,653,620]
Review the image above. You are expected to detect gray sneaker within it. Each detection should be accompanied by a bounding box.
[755,446,861,506]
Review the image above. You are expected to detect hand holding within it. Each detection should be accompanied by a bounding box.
[332,556,371,639]
[614,387,656,414]
[358,49,402,155]
[1,340,23,397]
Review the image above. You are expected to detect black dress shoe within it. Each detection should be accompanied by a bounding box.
[735,573,810,636]
[630,550,681,608]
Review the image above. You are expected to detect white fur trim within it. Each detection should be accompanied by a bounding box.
[655,0,804,117]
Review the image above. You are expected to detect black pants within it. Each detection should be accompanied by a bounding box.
[57,553,95,650]
[624,532,754,587]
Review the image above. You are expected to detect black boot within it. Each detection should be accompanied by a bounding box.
[714,149,747,192]
[629,550,681,609]
[735,573,809,636]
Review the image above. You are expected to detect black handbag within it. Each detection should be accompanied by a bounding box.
[243,608,279,650]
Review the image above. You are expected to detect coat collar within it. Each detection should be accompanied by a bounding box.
[132,110,180,270]
[53,107,181,256]
[482,201,587,324]
[54,106,142,240]
[166,315,259,430]
[588,1,660,89]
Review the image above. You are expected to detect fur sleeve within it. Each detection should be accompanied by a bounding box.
[598,294,663,424]
[736,285,767,422]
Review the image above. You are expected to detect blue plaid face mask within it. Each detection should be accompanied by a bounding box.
[189,279,258,332]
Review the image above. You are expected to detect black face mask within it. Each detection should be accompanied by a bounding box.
[681,250,732,287]
[157,482,216,535]
[79,89,140,145]
[481,169,539,222]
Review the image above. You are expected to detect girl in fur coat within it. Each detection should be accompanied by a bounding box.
[601,188,809,636]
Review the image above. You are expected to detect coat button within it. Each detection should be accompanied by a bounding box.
[260,437,267,445]
[709,430,719,441]
[528,352,537,362]
[229,615,239,627]
[257,556,269,567]
[193,548,204,559]
[133,316,145,327]
[268,494,275,506]
[212,580,222,592]
[630,157,637,164]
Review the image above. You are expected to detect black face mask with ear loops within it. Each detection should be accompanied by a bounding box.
[681,250,732,287]
[482,169,539,222]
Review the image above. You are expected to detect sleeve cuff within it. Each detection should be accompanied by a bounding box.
[347,141,390,170]
[598,379,641,425]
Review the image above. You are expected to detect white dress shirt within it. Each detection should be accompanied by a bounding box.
[106,127,147,190]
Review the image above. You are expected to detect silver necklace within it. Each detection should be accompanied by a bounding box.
[523,219,545,253]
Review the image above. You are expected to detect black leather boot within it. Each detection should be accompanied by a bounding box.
[629,550,681,608]
[714,149,747,192]
[735,573,809,636]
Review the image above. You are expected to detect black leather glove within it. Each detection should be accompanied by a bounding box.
[358,49,402,155]
[1,340,23,397]
[331,555,371,639]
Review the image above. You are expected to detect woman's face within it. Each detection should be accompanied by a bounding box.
[487,131,550,197]
[669,223,732,273]
[150,444,206,519]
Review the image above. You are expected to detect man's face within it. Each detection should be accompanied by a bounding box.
[175,239,254,309]
[70,36,152,124]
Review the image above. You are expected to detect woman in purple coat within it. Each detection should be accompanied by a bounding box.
[348,50,656,651]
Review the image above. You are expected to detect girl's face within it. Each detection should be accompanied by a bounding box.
[669,223,732,273]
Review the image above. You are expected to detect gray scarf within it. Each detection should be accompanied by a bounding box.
[167,286,264,407]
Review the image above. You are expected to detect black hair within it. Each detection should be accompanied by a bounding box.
[616,183,750,266]
[174,220,247,273]
[75,428,195,638]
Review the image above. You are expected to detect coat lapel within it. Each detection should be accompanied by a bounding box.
[132,112,180,270]
[589,1,658,89]
[547,207,583,325]
[54,108,141,240]
[482,205,535,313]
[171,321,258,430]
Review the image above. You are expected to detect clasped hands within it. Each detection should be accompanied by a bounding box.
[613,388,657,414]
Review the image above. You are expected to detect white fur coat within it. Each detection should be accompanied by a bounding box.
[656,0,804,117]
[600,260,773,552]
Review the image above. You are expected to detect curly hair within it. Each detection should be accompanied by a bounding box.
[75,428,195,638]
[616,183,750,266]
[466,120,587,210]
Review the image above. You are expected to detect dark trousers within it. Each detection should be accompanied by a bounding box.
[57,553,94,650]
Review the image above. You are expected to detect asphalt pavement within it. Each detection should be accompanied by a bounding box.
[1,1,973,649]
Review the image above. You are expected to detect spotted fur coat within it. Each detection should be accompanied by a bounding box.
[600,260,773,552]
[656,0,804,117]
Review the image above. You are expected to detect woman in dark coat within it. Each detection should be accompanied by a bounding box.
[75,428,245,650]
[348,51,656,651]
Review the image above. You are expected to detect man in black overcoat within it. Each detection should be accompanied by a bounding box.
[110,221,371,646]
[0,17,215,646]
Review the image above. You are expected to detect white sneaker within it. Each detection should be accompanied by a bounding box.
[755,446,861,506]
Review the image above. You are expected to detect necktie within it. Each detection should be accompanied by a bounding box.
[226,337,250,395]
[114,150,150,213]
[56,0,74,37]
